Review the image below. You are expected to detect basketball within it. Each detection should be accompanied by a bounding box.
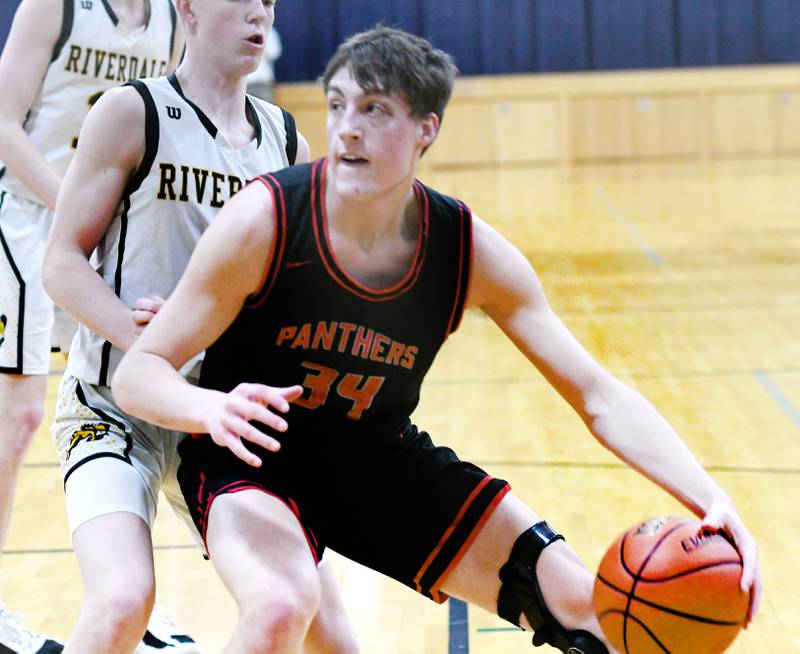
[592,517,750,653]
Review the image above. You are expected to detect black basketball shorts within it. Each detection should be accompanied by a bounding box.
[178,421,510,602]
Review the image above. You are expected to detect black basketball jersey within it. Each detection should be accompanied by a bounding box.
[199,159,472,438]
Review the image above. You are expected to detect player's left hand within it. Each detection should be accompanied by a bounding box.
[701,500,761,627]
[132,295,166,335]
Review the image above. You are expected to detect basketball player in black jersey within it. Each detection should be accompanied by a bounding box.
[113,27,761,654]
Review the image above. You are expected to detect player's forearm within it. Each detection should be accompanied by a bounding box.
[113,351,220,434]
[42,246,136,351]
[0,121,60,209]
[585,379,731,516]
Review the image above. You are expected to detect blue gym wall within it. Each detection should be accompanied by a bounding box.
[2,1,798,80]
[273,0,800,81]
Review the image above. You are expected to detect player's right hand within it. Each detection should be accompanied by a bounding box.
[701,500,761,627]
[204,383,304,467]
[132,295,166,335]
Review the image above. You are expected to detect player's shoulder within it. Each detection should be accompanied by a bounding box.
[10,0,64,44]
[91,84,147,121]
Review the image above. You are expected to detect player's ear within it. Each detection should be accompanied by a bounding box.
[418,112,439,150]
[175,0,196,27]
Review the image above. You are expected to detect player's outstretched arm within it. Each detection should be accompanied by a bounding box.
[113,181,301,468]
[468,214,761,622]
[42,86,147,351]
[0,0,65,208]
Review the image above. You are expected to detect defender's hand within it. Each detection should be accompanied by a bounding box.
[132,296,166,335]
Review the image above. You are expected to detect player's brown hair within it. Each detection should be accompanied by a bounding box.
[320,26,458,124]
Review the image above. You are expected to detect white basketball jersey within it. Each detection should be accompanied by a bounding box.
[0,0,177,202]
[68,73,297,386]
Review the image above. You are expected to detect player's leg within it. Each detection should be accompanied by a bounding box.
[205,490,323,654]
[66,507,156,654]
[0,194,63,652]
[301,559,360,654]
[53,377,172,654]
[440,492,612,653]
[0,193,54,561]
[0,374,47,549]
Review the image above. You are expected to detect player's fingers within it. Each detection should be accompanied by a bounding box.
[238,423,282,452]
[745,577,762,626]
[278,385,304,403]
[132,308,155,325]
[134,297,159,312]
[221,412,283,449]
[240,384,300,413]
[229,396,289,432]
[699,508,724,531]
[224,434,262,468]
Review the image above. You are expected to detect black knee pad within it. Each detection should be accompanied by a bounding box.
[497,521,608,654]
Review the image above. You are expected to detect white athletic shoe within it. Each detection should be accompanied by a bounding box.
[0,603,63,653]
[133,604,201,653]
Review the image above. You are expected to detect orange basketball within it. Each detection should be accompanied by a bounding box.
[592,517,750,653]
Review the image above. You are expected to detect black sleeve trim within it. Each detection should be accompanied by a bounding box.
[124,80,159,196]
[282,109,298,165]
[51,0,74,62]
[168,0,177,62]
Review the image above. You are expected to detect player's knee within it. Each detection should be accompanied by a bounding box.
[0,402,44,461]
[86,585,154,643]
[239,582,321,650]
[497,521,608,653]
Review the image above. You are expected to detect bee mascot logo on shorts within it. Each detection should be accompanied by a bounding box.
[66,422,111,460]
[0,314,6,349]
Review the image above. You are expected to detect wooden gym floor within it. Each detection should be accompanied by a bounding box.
[4,158,799,652]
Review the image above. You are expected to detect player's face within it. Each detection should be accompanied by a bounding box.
[188,0,275,75]
[325,66,438,201]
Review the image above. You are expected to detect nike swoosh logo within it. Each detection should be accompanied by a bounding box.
[286,261,310,268]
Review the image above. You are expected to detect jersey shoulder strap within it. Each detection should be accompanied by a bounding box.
[281,108,298,165]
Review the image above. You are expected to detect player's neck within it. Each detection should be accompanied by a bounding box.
[325,177,418,252]
[106,0,149,31]
[173,61,252,145]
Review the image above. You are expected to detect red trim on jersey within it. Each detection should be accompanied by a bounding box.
[428,483,510,604]
[311,159,429,302]
[247,175,287,309]
[200,480,320,566]
[412,476,504,598]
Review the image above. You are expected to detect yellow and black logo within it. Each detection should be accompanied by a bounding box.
[0,314,6,348]
[66,422,110,459]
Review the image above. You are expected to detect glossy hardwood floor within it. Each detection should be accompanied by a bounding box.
[5,158,799,652]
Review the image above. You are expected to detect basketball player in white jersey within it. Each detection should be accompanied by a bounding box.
[43,0,358,652]
[0,0,190,652]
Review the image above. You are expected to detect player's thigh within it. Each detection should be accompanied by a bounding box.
[206,489,321,609]
[72,509,156,602]
[54,376,165,532]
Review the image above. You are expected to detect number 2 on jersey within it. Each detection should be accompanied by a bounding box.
[295,361,385,420]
